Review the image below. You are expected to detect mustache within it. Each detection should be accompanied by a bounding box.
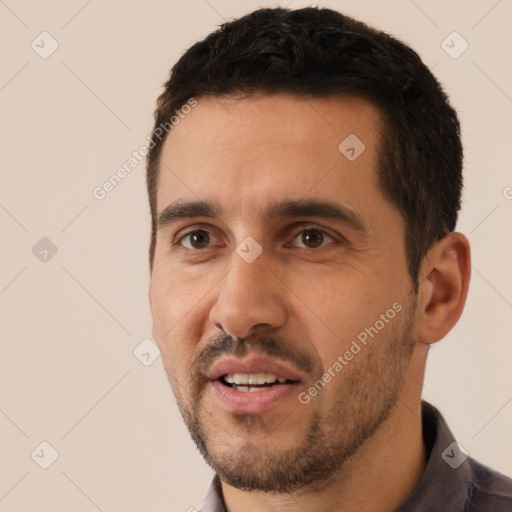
[194,332,316,376]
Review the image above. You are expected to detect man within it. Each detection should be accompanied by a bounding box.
[147,7,512,511]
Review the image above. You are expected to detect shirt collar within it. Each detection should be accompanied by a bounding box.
[202,473,227,512]
[395,400,472,511]
[201,401,471,512]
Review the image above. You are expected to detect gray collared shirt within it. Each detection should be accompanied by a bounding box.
[201,401,512,511]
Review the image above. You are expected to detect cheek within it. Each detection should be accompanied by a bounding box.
[150,266,216,362]
[290,271,399,367]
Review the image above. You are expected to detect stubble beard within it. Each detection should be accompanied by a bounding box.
[171,298,417,494]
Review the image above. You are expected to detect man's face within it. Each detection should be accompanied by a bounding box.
[150,94,418,492]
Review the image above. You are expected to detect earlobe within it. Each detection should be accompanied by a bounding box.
[415,232,471,345]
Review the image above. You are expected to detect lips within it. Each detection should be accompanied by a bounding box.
[206,356,305,382]
[205,356,305,414]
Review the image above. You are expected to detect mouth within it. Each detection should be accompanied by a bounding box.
[219,372,296,393]
[205,357,304,414]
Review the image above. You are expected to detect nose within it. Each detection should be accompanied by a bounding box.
[209,257,287,339]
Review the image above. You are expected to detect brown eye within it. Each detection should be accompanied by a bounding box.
[301,229,325,248]
[181,230,214,250]
[290,228,335,249]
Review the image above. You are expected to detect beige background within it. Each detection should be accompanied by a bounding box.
[1,0,511,510]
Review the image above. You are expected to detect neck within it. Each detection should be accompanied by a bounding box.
[221,351,428,512]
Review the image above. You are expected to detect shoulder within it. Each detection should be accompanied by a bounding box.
[467,457,512,512]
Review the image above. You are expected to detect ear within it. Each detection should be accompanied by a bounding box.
[415,232,471,345]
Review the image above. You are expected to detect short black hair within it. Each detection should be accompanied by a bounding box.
[147,7,463,285]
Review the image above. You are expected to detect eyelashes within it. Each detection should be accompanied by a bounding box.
[175,225,343,252]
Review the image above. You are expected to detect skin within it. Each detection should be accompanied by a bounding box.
[149,94,471,511]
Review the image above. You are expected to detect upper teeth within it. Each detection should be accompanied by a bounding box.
[223,373,287,385]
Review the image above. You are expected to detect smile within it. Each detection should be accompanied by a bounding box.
[206,356,305,413]
[221,373,293,392]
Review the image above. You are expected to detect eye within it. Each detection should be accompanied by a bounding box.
[290,228,336,249]
[178,229,217,250]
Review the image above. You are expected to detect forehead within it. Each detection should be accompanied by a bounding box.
[156,94,385,220]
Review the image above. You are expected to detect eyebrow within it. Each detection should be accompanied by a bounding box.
[157,200,220,228]
[157,199,368,233]
[265,199,368,233]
